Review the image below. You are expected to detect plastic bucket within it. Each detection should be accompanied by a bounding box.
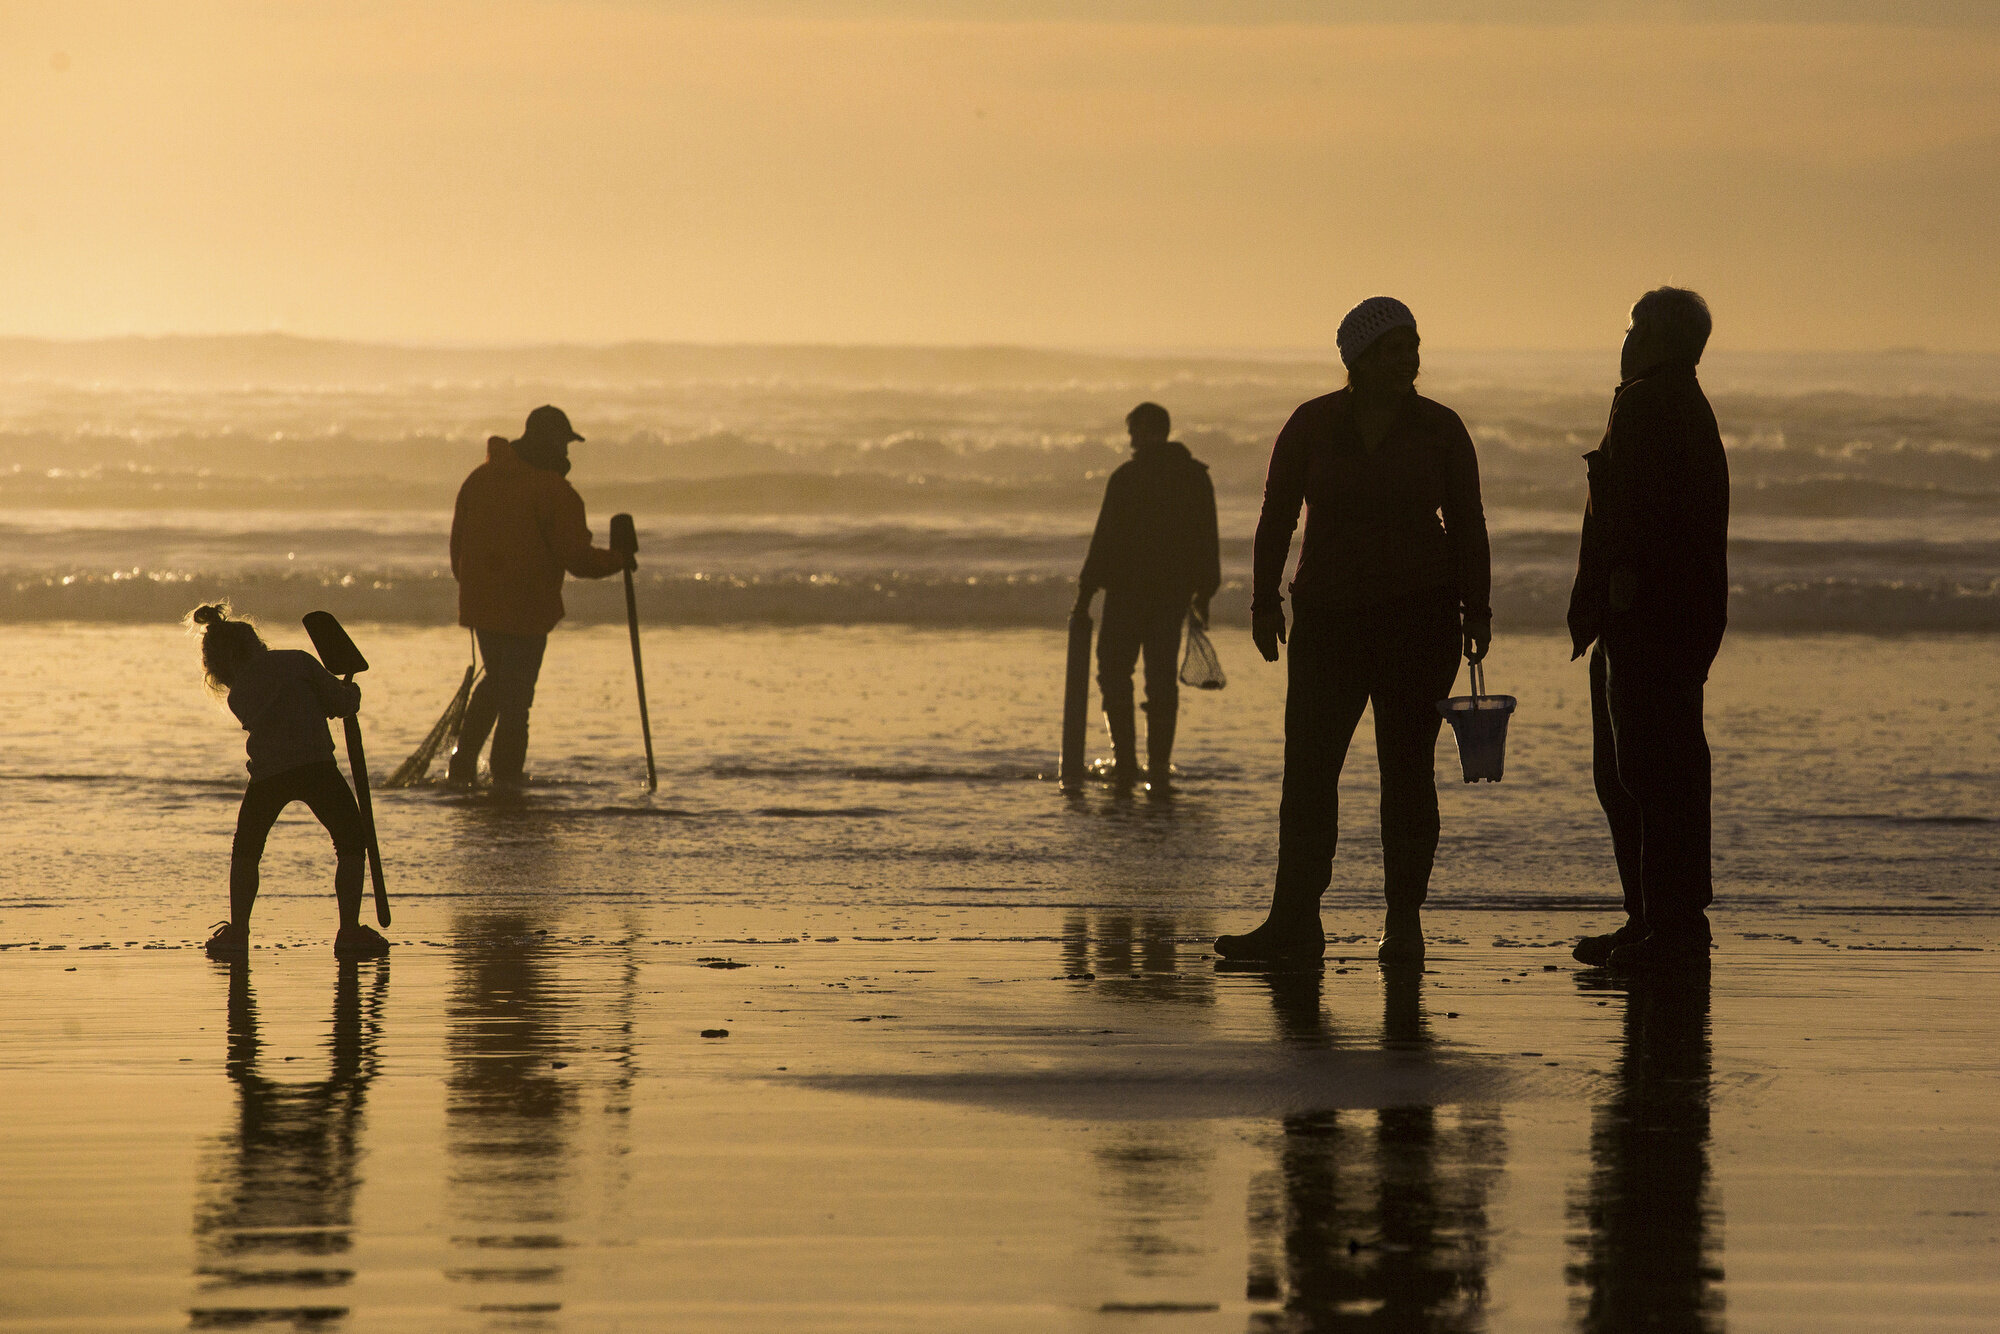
[1437,661,1517,783]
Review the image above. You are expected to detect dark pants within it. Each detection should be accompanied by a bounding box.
[1275,588,1461,912]
[452,630,548,782]
[231,760,366,928]
[1591,638,1715,939]
[1097,591,1186,768]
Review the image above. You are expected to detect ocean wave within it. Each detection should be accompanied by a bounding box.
[9,463,2000,521]
[4,565,1995,631]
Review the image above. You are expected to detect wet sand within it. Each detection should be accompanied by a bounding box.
[4,907,1996,1332]
[3,624,1996,1328]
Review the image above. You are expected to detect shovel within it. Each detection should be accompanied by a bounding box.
[1059,608,1092,791]
[609,514,657,792]
[302,611,391,926]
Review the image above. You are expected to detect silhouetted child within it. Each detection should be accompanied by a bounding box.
[189,604,390,960]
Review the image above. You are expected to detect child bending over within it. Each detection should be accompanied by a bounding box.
[189,604,390,961]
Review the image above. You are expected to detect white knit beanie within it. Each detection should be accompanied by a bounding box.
[1335,296,1418,368]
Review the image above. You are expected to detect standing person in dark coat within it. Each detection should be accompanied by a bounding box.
[446,405,632,787]
[1569,288,1729,973]
[1074,402,1222,790]
[1214,298,1491,966]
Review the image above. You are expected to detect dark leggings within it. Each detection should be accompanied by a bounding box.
[453,630,549,782]
[1275,588,1463,912]
[230,760,367,931]
[1590,637,1715,937]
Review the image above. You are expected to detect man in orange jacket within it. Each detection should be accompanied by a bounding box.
[447,405,632,786]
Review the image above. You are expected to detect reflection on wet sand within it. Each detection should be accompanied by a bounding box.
[443,911,579,1322]
[1568,973,1723,1333]
[1070,912,1222,1282]
[1062,910,1216,1008]
[1240,967,1504,1331]
[189,960,387,1329]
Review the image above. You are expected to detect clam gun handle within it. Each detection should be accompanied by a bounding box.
[609,514,657,792]
[302,610,389,928]
[1059,610,1092,791]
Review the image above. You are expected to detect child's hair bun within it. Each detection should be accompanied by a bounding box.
[192,604,226,626]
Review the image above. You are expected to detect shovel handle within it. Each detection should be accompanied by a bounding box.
[341,674,390,927]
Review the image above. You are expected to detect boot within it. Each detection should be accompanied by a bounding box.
[1377,905,1425,967]
[1104,700,1140,788]
[1145,702,1178,792]
[449,679,501,785]
[488,710,531,786]
[1573,917,1644,967]
[1215,884,1325,963]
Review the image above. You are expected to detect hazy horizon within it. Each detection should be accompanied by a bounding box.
[6,1,1996,352]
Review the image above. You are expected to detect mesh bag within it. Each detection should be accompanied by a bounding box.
[1178,613,1227,690]
[382,661,479,789]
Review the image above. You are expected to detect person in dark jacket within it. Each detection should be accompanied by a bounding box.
[447,405,632,786]
[1215,297,1491,966]
[1074,402,1222,790]
[1569,288,1729,973]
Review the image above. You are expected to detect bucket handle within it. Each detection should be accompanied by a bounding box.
[1468,659,1486,701]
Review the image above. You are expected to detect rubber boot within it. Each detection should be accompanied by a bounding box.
[1145,702,1178,793]
[1377,904,1425,967]
[489,710,531,787]
[1214,881,1325,963]
[1104,700,1140,789]
[449,678,501,785]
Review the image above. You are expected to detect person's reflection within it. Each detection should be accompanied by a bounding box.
[190,960,386,1327]
[1568,973,1722,1333]
[1062,910,1215,1008]
[443,911,578,1308]
[1241,967,1501,1330]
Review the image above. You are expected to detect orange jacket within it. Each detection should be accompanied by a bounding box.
[450,439,627,637]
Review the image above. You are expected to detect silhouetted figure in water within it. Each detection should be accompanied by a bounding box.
[190,960,386,1327]
[1568,972,1722,1330]
[1568,289,1729,974]
[1074,402,1221,790]
[1216,299,1491,966]
[447,405,632,787]
[189,604,389,960]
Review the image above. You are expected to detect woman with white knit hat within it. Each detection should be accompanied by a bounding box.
[1215,296,1492,966]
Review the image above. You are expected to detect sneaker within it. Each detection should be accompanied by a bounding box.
[203,921,247,961]
[1573,920,1644,967]
[1606,932,1712,973]
[333,924,392,959]
[1215,918,1326,963]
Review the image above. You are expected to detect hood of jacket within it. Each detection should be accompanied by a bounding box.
[504,433,572,477]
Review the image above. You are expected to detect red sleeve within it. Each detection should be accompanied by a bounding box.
[541,482,628,580]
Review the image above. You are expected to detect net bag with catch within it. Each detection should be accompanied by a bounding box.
[1178,612,1227,691]
[382,647,480,789]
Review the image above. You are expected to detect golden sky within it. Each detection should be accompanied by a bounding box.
[3,1,1995,350]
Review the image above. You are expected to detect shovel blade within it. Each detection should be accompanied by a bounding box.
[303,610,370,676]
